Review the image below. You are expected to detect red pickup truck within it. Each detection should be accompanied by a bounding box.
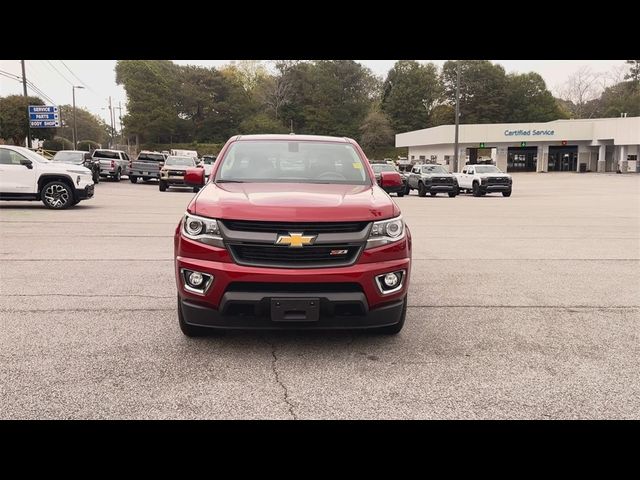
[174,134,411,335]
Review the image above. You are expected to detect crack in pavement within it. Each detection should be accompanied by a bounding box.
[268,340,297,420]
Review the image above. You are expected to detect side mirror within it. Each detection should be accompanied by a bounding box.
[20,159,33,169]
[380,171,402,188]
[184,167,205,187]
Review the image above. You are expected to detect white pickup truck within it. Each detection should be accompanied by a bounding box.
[454,164,513,197]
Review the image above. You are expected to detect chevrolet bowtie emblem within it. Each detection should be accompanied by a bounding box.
[275,232,317,248]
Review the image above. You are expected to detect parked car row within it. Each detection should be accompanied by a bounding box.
[376,162,513,198]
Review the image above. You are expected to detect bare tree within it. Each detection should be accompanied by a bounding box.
[557,66,604,118]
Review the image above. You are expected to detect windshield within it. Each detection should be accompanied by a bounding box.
[52,151,84,164]
[166,156,196,166]
[371,164,396,173]
[216,141,370,185]
[137,153,165,162]
[474,165,501,173]
[93,150,120,159]
[421,165,448,174]
[202,157,216,164]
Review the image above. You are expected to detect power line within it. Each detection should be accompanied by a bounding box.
[44,60,74,85]
[59,61,90,89]
[0,68,57,104]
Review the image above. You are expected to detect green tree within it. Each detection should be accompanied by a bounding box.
[302,60,378,138]
[57,105,109,145]
[0,95,57,146]
[441,60,508,124]
[624,60,640,84]
[594,81,640,117]
[381,60,441,133]
[115,60,180,143]
[359,109,394,154]
[239,112,289,134]
[504,72,566,122]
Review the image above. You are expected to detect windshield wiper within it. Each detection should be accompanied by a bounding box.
[215,179,245,183]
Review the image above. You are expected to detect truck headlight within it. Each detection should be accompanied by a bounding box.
[366,216,405,249]
[182,213,224,248]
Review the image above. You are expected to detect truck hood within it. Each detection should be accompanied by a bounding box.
[191,182,400,222]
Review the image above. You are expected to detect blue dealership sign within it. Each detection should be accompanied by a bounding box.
[28,105,59,128]
[30,113,58,120]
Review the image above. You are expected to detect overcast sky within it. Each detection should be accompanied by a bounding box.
[0,60,627,127]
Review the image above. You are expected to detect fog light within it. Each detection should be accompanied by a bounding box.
[181,268,213,294]
[375,270,405,294]
[188,271,204,286]
[384,272,399,288]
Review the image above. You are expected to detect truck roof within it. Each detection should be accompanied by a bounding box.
[232,134,353,143]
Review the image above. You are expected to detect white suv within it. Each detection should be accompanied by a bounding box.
[0,145,95,209]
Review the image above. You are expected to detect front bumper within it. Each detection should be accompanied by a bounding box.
[162,176,186,185]
[426,183,458,192]
[481,184,511,192]
[179,291,405,330]
[75,184,94,200]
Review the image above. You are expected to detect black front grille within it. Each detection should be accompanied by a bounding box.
[229,244,361,267]
[488,177,509,184]
[222,220,368,234]
[431,177,453,184]
[168,170,185,176]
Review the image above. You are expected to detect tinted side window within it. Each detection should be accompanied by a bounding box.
[0,149,27,165]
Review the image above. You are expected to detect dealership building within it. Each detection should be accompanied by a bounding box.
[395,117,639,173]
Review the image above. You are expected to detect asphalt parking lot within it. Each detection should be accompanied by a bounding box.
[1,173,639,419]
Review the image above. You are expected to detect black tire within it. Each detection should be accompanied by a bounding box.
[143,177,151,182]
[405,184,411,195]
[178,295,216,337]
[502,190,512,197]
[41,180,74,209]
[193,186,201,193]
[448,192,457,197]
[377,296,407,335]
[430,192,437,197]
[472,182,481,197]
[417,182,427,197]
[93,171,100,184]
[397,191,404,197]
[159,180,167,192]
[113,169,121,182]
[130,176,138,184]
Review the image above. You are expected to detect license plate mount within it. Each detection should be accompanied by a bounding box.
[271,298,320,322]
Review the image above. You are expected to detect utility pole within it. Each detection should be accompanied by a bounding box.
[453,62,461,173]
[108,96,115,148]
[72,85,84,150]
[21,60,32,148]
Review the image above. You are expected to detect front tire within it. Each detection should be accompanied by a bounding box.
[472,182,481,197]
[377,296,407,335]
[502,190,512,197]
[159,180,167,192]
[418,182,427,197]
[130,176,138,184]
[41,181,74,209]
[397,191,404,197]
[93,171,100,184]
[430,192,437,197]
[448,192,457,197]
